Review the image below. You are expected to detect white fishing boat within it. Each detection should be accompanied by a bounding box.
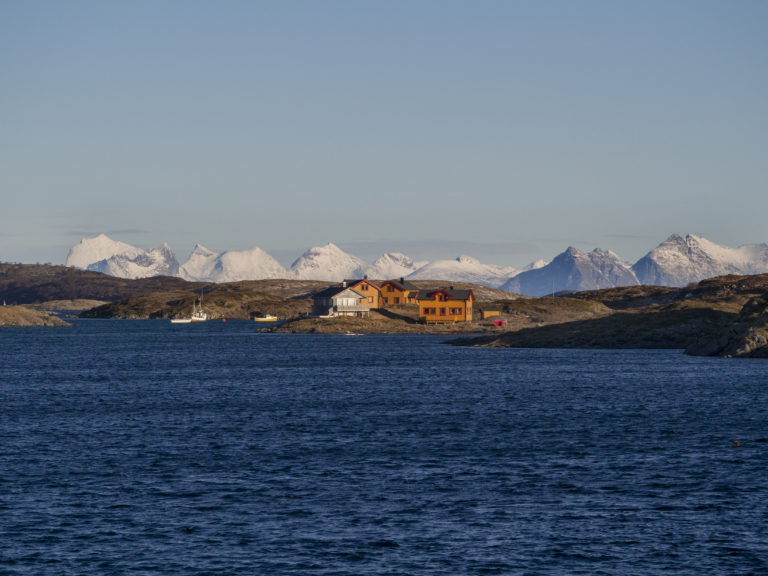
[170,292,208,324]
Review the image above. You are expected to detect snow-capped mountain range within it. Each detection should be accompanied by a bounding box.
[632,234,768,287]
[502,247,637,295]
[65,233,768,296]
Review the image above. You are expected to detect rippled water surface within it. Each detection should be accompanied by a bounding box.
[2,319,767,574]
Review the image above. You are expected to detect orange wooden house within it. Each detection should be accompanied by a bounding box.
[417,288,474,323]
[379,278,420,305]
[343,278,383,309]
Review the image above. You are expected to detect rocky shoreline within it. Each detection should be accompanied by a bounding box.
[451,288,768,359]
[0,306,70,327]
[4,266,768,357]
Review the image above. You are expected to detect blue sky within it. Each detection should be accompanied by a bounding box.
[2,0,767,267]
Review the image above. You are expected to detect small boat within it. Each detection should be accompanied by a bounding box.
[170,292,208,324]
[254,314,279,323]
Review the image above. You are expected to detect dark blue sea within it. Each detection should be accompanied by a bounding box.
[1,319,767,575]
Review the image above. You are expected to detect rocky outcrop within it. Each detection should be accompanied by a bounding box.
[686,293,768,358]
[0,306,70,327]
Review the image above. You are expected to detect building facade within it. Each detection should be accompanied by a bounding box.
[312,286,371,317]
[417,288,474,323]
[380,278,420,305]
[343,278,383,309]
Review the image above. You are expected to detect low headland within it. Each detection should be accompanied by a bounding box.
[0,305,70,327]
[2,262,767,357]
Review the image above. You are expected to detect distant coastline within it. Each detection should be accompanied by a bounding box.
[2,261,767,358]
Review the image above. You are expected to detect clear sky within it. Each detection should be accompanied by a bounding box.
[2,0,767,267]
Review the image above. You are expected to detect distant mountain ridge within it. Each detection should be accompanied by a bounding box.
[632,234,768,287]
[407,255,518,288]
[502,247,637,296]
[65,234,768,295]
[179,245,287,282]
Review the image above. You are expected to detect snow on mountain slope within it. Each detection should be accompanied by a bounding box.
[289,243,367,281]
[66,233,768,289]
[179,244,220,281]
[632,234,768,287]
[66,234,143,269]
[406,255,518,288]
[88,243,180,279]
[365,253,428,280]
[180,245,287,282]
[522,259,549,271]
[212,247,287,282]
[502,247,638,296]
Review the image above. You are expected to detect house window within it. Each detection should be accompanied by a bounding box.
[384,297,389,304]
[394,297,400,304]
[361,284,368,291]
[440,307,446,316]
[387,285,394,292]
[368,297,373,303]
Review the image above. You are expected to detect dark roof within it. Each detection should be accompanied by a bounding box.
[382,279,419,291]
[417,288,474,302]
[312,286,364,300]
[312,286,346,299]
[343,278,382,290]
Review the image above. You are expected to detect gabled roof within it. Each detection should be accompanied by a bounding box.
[381,279,419,291]
[312,285,365,300]
[344,278,382,290]
[417,288,474,302]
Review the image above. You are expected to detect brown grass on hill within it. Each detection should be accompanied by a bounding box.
[0,306,70,327]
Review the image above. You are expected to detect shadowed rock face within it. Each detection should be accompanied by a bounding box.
[686,293,768,358]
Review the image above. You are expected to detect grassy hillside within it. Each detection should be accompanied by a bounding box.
[0,262,206,304]
[0,306,70,327]
[453,275,768,356]
[80,287,315,320]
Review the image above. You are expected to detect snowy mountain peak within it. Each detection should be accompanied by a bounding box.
[502,245,638,296]
[66,234,143,269]
[88,243,180,279]
[65,233,768,291]
[366,252,427,280]
[289,243,367,281]
[633,233,768,287]
[407,255,517,288]
[179,245,286,282]
[190,243,216,255]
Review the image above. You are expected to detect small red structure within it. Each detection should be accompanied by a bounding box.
[493,319,507,327]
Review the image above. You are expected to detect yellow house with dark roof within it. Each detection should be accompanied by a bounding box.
[343,278,383,309]
[380,278,420,305]
[417,288,474,323]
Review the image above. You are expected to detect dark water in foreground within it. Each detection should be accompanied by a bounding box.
[1,319,767,575]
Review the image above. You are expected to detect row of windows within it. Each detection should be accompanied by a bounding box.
[422,307,465,316]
